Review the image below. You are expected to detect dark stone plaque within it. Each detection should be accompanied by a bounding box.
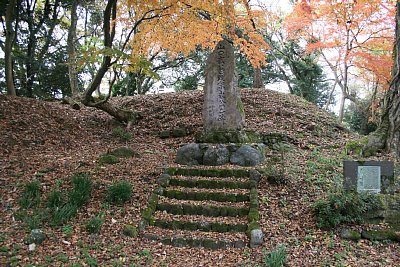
[343,161,394,194]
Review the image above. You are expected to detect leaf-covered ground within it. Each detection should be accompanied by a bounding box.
[0,89,399,266]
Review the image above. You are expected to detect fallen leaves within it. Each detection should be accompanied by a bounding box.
[0,91,399,266]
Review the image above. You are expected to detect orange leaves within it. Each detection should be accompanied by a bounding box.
[285,0,395,93]
[118,0,268,68]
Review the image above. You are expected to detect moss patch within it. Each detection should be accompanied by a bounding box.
[361,230,400,242]
[109,147,137,158]
[246,221,260,237]
[122,224,138,237]
[248,208,260,222]
[99,154,120,165]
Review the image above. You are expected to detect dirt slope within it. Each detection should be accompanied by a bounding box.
[0,90,398,266]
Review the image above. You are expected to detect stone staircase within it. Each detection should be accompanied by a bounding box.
[140,167,262,249]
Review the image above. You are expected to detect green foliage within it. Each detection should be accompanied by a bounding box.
[111,127,132,142]
[122,224,138,237]
[20,180,41,209]
[69,173,92,207]
[109,147,136,158]
[313,191,382,229]
[106,181,133,204]
[174,74,199,91]
[51,203,78,226]
[99,154,120,165]
[46,190,64,209]
[85,216,103,234]
[24,210,48,230]
[62,225,74,237]
[345,139,368,156]
[282,41,331,107]
[305,148,342,189]
[262,245,287,267]
[343,102,377,135]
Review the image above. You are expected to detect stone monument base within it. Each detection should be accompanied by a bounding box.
[175,143,266,167]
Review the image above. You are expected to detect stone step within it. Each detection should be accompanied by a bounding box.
[153,211,248,225]
[158,196,249,209]
[152,218,248,233]
[167,167,251,178]
[156,202,249,218]
[169,176,254,189]
[142,226,248,249]
[166,185,250,194]
[162,187,250,202]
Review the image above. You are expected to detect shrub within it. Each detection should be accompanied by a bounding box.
[85,216,103,234]
[313,191,381,229]
[46,190,64,209]
[263,245,287,267]
[106,181,133,204]
[20,180,41,209]
[69,173,92,207]
[99,154,120,165]
[112,127,132,142]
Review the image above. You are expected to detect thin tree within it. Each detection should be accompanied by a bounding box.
[4,0,17,96]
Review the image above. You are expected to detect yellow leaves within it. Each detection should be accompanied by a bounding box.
[117,0,267,67]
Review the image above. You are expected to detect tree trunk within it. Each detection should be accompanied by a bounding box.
[67,0,79,97]
[79,0,142,125]
[324,80,337,110]
[252,68,264,88]
[338,93,346,123]
[5,0,17,96]
[89,99,142,123]
[365,1,400,155]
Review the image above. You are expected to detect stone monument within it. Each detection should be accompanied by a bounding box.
[203,39,245,131]
[175,40,265,166]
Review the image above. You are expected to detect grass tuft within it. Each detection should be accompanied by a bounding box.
[112,127,132,142]
[46,190,64,209]
[263,245,287,267]
[20,180,41,209]
[85,216,103,234]
[106,180,133,204]
[69,173,92,208]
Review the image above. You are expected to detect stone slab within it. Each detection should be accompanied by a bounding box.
[203,40,245,131]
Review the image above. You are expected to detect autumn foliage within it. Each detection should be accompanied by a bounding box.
[286,0,395,91]
[119,0,268,67]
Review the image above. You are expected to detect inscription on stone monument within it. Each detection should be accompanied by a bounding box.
[217,43,226,122]
[203,40,245,131]
[357,166,381,194]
